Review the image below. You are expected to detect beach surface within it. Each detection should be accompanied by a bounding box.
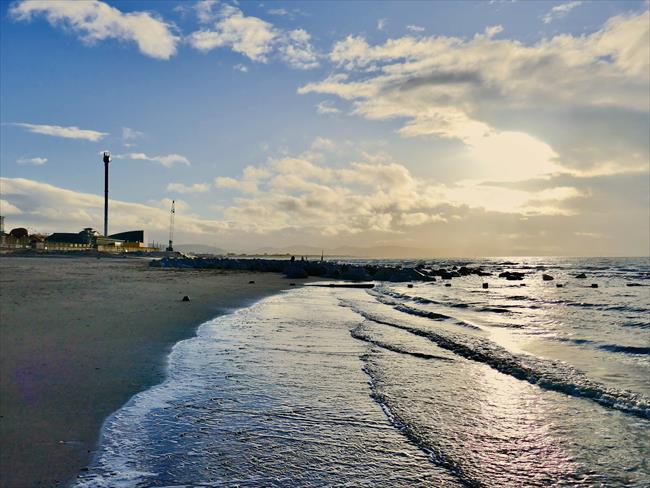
[0,255,300,488]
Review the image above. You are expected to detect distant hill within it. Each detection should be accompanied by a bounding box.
[174,244,227,255]
[251,245,430,259]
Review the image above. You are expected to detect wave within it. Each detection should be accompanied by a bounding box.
[371,289,528,329]
[598,344,650,355]
[557,338,650,355]
[351,325,455,362]
[362,366,483,488]
[341,300,650,420]
[621,321,650,329]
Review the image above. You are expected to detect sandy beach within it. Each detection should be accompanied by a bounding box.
[0,255,300,488]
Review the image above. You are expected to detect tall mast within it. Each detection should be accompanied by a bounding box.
[166,200,175,252]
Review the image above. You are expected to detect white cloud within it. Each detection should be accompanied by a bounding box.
[10,0,180,60]
[122,127,144,142]
[484,24,503,38]
[11,123,108,141]
[300,11,650,177]
[195,0,219,23]
[311,137,336,151]
[17,157,47,166]
[543,1,583,24]
[268,8,289,16]
[215,176,259,194]
[278,28,319,69]
[167,182,210,193]
[315,100,341,115]
[406,25,425,33]
[0,199,23,215]
[233,63,249,72]
[188,4,277,61]
[187,5,318,68]
[377,18,387,31]
[115,152,190,167]
[1,177,230,237]
[208,150,581,236]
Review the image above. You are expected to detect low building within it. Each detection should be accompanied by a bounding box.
[45,228,97,251]
[108,230,145,251]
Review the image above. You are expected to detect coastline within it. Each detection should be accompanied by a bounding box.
[0,256,302,488]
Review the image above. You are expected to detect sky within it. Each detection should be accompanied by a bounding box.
[0,0,648,256]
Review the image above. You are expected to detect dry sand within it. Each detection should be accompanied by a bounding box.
[0,255,301,488]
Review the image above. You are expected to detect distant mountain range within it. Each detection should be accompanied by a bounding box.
[173,244,227,255]
[250,245,431,259]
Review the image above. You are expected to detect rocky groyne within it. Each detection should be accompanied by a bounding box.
[149,257,492,282]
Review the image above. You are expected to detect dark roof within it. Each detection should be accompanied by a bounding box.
[46,233,92,244]
[108,230,144,243]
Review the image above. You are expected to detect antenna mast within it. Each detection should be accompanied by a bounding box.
[166,200,175,252]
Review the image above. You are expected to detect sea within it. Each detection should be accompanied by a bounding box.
[76,257,649,487]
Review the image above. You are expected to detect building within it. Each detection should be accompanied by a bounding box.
[108,230,146,251]
[0,218,159,253]
[45,228,96,250]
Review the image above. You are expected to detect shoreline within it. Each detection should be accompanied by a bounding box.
[0,256,305,488]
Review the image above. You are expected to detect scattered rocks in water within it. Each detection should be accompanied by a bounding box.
[556,284,564,288]
[591,283,598,288]
[627,283,644,287]
[543,274,554,281]
[182,295,190,302]
[575,273,587,279]
[445,283,452,287]
[248,280,255,284]
[520,283,526,287]
[482,283,489,289]
[407,284,414,288]
[289,283,296,286]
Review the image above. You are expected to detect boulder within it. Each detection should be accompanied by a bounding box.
[285,265,308,279]
[542,274,554,281]
[499,271,525,281]
[575,273,587,279]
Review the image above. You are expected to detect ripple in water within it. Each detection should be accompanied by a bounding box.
[77,257,650,487]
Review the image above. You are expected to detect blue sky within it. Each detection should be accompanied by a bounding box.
[1,0,648,256]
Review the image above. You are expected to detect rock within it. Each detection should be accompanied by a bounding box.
[407,284,414,288]
[289,283,296,286]
[499,271,525,280]
[445,283,452,287]
[482,283,488,289]
[520,283,526,287]
[542,274,554,281]
[182,295,190,302]
[556,284,563,288]
[248,280,255,284]
[627,283,643,287]
[285,264,308,279]
[590,283,598,288]
[575,273,587,279]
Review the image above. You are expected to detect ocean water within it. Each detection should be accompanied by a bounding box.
[76,257,649,487]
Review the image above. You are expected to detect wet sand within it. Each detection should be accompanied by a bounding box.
[0,255,300,488]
